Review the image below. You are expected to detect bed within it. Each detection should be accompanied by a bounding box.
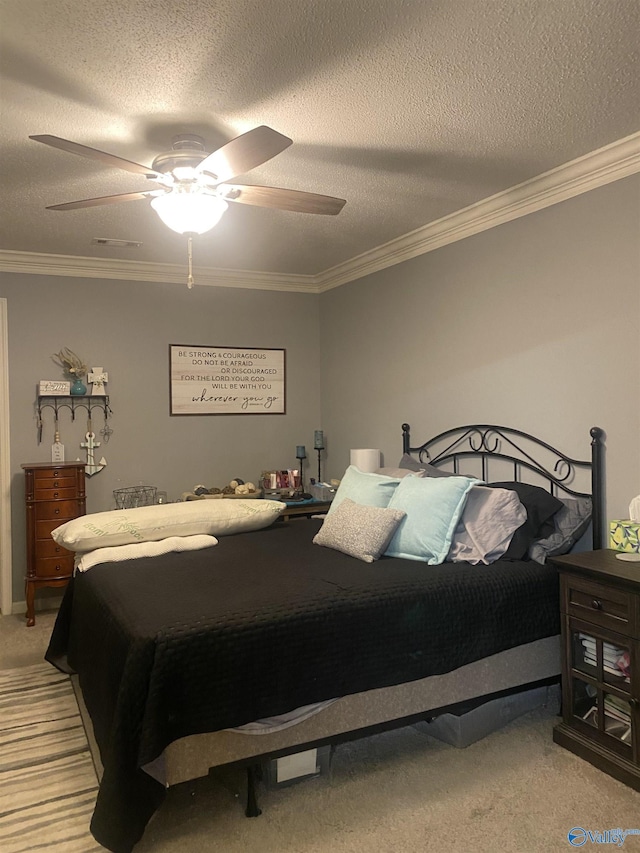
[45,422,605,853]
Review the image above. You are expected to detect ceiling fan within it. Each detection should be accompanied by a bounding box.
[31,126,346,287]
[30,126,346,233]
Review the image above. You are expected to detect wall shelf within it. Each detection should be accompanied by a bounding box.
[36,395,112,443]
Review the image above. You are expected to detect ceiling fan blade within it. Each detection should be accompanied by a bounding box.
[197,126,293,184]
[46,190,162,211]
[221,184,346,215]
[30,134,162,179]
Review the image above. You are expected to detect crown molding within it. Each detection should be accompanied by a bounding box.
[316,130,640,291]
[0,251,316,292]
[2,132,638,293]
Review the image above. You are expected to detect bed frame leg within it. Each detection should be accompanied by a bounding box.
[245,764,262,817]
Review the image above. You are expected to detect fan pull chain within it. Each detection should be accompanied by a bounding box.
[187,236,194,289]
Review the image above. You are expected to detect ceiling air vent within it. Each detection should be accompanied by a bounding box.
[92,238,142,248]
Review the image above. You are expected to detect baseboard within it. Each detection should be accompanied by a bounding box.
[11,595,64,615]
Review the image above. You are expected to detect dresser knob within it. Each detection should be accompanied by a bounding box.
[53,492,59,498]
[591,599,602,610]
[54,508,60,515]
[55,565,61,572]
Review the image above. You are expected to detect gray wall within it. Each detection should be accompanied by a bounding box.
[0,275,321,602]
[319,174,640,524]
[2,174,639,603]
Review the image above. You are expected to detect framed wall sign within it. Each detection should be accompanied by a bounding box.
[169,345,286,415]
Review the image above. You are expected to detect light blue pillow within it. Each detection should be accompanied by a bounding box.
[385,475,477,563]
[327,466,402,516]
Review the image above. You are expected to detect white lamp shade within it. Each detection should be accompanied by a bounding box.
[151,191,228,235]
[350,448,381,473]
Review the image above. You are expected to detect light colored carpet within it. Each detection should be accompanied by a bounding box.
[135,709,640,853]
[1,612,639,852]
[0,610,59,670]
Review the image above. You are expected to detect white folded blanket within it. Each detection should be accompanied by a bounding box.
[74,534,219,572]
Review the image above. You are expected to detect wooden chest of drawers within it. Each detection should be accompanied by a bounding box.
[22,462,86,626]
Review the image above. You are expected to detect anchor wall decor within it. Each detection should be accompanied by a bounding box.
[81,431,107,477]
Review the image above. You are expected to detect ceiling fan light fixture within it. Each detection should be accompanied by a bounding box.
[150,189,228,235]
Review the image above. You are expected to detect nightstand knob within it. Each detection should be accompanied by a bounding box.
[591,599,603,610]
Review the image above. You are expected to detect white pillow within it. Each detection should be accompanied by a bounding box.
[75,534,219,572]
[51,499,284,552]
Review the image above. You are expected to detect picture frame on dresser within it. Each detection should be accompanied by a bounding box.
[22,462,86,626]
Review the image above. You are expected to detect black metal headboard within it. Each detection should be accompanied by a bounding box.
[401,423,605,549]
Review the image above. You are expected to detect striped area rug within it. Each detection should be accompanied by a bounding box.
[0,662,102,852]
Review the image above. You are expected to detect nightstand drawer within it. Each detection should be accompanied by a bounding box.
[563,575,635,635]
[34,555,74,578]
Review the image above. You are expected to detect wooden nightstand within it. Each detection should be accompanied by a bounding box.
[22,462,86,626]
[551,549,640,791]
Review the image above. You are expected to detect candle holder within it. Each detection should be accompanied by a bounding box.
[296,450,306,492]
[315,445,324,484]
[313,430,325,486]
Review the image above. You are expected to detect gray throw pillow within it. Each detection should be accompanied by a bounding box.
[528,497,593,563]
[399,453,456,478]
[313,498,406,562]
[376,467,425,478]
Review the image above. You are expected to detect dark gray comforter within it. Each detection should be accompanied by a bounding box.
[46,518,559,852]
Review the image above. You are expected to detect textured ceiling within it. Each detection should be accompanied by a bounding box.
[1,0,639,280]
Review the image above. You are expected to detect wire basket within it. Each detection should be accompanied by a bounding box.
[113,486,157,509]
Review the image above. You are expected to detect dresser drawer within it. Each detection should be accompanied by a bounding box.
[36,518,75,540]
[34,499,80,521]
[563,574,636,635]
[32,472,77,489]
[33,485,78,501]
[35,539,72,559]
[33,466,78,482]
[34,555,74,579]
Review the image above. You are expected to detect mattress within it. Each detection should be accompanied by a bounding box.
[46,518,560,852]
